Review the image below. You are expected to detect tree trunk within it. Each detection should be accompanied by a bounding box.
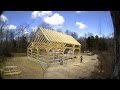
[111,11,120,79]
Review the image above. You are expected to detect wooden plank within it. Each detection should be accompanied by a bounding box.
[2,66,21,76]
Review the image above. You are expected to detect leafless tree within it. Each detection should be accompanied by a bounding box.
[38,22,53,30]
[111,11,120,79]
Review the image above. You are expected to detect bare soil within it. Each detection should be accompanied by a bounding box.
[0,57,44,79]
[0,53,100,79]
[44,53,100,79]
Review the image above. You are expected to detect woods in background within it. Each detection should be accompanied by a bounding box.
[0,21,29,56]
[65,30,114,53]
[0,20,114,56]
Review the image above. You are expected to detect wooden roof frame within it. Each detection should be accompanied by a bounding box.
[27,27,81,67]
[28,27,81,48]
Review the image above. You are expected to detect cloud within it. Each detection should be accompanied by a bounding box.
[31,11,65,26]
[31,26,38,32]
[76,22,88,29]
[5,24,17,30]
[0,15,16,30]
[31,11,53,19]
[24,29,29,35]
[8,25,17,30]
[43,13,64,25]
[76,11,86,13]
[0,14,8,22]
[52,25,63,30]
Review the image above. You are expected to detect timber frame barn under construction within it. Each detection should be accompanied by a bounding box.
[27,27,81,66]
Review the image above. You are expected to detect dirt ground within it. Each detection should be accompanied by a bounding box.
[0,57,44,79]
[0,53,100,79]
[44,53,100,79]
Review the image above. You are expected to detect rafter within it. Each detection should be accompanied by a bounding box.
[27,27,81,64]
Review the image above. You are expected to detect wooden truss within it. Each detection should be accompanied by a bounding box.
[27,27,81,66]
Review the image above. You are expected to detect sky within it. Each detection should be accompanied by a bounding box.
[0,11,114,38]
